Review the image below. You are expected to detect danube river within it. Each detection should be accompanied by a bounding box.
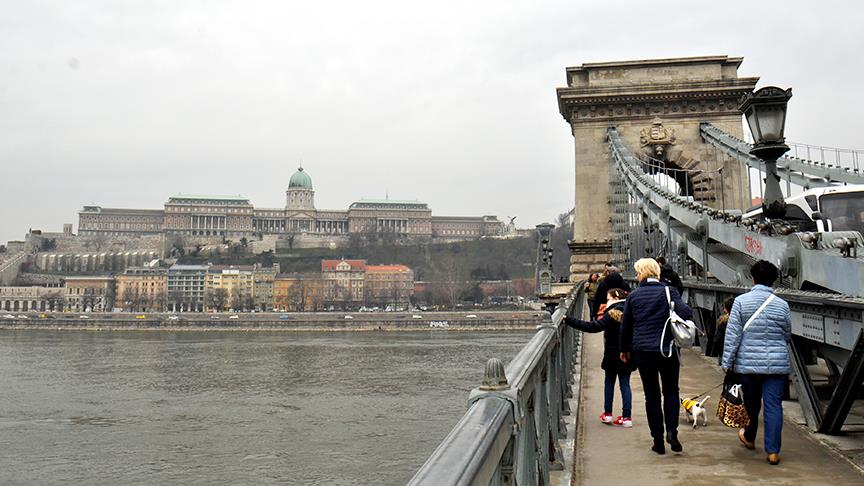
[0,330,530,485]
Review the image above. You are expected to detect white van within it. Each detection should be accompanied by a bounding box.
[743,184,864,233]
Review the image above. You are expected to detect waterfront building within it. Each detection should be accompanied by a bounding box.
[273,273,325,312]
[321,259,366,307]
[0,285,64,312]
[252,264,279,312]
[63,276,115,312]
[115,267,168,312]
[204,265,256,311]
[76,166,504,243]
[364,265,414,308]
[167,264,209,312]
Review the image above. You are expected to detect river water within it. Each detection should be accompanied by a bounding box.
[0,330,530,485]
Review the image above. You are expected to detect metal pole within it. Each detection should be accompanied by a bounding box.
[746,164,753,206]
[720,168,726,213]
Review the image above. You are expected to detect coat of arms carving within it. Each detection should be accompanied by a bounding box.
[640,117,676,159]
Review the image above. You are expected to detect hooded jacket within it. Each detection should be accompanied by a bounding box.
[592,272,631,317]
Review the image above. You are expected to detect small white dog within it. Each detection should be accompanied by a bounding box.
[681,396,710,428]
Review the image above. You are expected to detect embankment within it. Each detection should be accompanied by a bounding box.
[0,311,544,332]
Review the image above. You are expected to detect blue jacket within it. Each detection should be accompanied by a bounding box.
[721,285,791,375]
[621,279,692,354]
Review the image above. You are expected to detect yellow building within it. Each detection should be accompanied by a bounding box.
[115,267,168,312]
[205,265,255,311]
[273,274,325,312]
[365,264,414,308]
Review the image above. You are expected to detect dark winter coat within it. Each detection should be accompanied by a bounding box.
[620,279,693,354]
[659,264,684,295]
[591,272,631,317]
[564,301,633,372]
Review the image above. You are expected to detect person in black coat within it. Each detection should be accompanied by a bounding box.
[655,257,684,296]
[565,288,634,426]
[591,268,632,318]
[621,258,693,455]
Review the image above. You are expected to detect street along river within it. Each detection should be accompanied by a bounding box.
[0,330,529,484]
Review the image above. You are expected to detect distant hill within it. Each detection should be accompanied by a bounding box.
[178,237,538,281]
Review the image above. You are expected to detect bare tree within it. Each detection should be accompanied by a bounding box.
[206,288,228,312]
[168,290,183,312]
[152,290,167,313]
[230,288,245,311]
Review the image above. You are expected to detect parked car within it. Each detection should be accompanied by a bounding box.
[412,315,423,319]
[2,314,15,319]
[135,315,147,319]
[465,314,478,318]
[210,315,219,320]
[344,315,354,319]
[16,315,28,319]
[229,315,240,319]
[279,314,290,320]
[79,315,90,319]
[167,315,180,321]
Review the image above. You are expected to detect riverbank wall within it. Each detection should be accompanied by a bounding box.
[0,311,544,332]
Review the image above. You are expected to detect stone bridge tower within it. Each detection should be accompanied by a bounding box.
[556,56,758,278]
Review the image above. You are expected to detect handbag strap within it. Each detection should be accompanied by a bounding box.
[660,285,675,358]
[742,294,776,332]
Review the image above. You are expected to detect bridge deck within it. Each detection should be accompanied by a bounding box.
[575,333,864,485]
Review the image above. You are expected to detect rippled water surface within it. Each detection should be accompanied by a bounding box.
[0,330,530,485]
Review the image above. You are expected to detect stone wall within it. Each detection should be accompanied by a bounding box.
[27,232,164,255]
[34,251,160,273]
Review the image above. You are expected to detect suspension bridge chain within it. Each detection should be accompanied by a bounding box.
[608,125,864,435]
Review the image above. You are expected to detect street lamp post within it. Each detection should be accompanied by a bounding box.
[535,223,555,294]
[739,86,793,219]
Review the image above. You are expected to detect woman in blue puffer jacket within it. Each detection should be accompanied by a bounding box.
[722,260,792,466]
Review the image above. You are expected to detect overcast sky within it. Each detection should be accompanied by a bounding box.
[1,0,861,245]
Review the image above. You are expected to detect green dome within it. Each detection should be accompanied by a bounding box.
[288,166,312,189]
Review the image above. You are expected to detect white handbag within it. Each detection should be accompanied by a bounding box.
[660,286,697,357]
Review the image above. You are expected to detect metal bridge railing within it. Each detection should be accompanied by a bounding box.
[408,284,586,486]
[788,142,862,173]
[701,123,864,187]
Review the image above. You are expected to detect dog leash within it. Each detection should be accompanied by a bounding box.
[688,381,724,401]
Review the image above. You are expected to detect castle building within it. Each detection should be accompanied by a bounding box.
[77,167,503,241]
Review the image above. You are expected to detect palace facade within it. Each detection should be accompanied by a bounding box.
[78,167,503,240]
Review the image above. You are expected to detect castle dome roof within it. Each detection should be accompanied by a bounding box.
[288,166,312,189]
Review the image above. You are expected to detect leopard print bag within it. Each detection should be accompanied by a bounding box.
[716,375,750,428]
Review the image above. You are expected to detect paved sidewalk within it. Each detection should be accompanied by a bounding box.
[574,332,864,485]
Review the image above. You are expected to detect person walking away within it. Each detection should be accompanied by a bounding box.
[584,273,600,312]
[655,256,684,295]
[565,288,633,427]
[592,267,631,318]
[721,260,791,465]
[714,297,734,365]
[620,258,693,455]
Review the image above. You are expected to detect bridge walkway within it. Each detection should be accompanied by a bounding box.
[575,332,864,485]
